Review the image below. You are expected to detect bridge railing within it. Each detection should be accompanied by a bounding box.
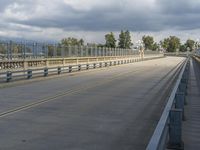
[164,52,191,57]
[0,55,164,83]
[146,57,189,150]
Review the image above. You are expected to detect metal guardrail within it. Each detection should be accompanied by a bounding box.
[0,56,164,83]
[146,57,189,150]
[164,52,191,57]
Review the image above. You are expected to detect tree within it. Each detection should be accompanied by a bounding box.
[105,32,116,48]
[124,30,133,49]
[185,39,195,51]
[79,39,84,46]
[118,30,133,49]
[160,39,169,50]
[0,44,6,54]
[161,36,180,52]
[118,30,126,48]
[61,37,84,46]
[179,44,187,52]
[152,42,159,51]
[142,35,154,50]
[47,45,55,57]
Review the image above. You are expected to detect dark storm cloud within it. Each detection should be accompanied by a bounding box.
[0,0,200,33]
[157,0,200,30]
[4,1,161,31]
[157,0,200,15]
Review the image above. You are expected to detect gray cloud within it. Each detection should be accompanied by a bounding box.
[0,0,200,41]
[156,0,200,30]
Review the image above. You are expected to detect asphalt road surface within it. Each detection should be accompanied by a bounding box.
[0,57,185,150]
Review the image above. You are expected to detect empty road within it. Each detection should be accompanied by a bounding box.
[0,57,185,150]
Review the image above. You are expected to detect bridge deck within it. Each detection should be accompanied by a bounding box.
[183,58,200,149]
[0,57,184,150]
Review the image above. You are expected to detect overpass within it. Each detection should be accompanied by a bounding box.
[0,51,199,149]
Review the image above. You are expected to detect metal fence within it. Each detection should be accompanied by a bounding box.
[146,58,189,150]
[0,41,141,60]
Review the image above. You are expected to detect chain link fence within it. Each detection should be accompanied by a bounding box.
[0,41,142,60]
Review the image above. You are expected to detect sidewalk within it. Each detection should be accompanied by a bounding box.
[183,58,200,149]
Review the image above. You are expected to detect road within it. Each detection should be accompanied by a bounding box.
[0,57,185,150]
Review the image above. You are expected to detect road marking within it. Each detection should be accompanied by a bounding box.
[0,59,185,119]
[0,67,149,118]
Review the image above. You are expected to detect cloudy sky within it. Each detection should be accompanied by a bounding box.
[0,0,200,43]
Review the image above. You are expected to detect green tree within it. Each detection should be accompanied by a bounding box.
[79,39,84,46]
[61,37,84,46]
[161,36,181,52]
[179,44,187,52]
[0,44,6,54]
[152,42,159,51]
[105,32,116,48]
[160,39,168,50]
[185,39,195,51]
[118,30,126,48]
[142,35,154,50]
[118,30,133,49]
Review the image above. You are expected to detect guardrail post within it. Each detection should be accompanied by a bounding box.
[182,70,189,82]
[44,68,48,77]
[167,109,184,150]
[86,64,89,70]
[105,62,107,67]
[58,67,61,74]
[6,71,12,82]
[175,92,185,121]
[178,83,187,95]
[99,62,102,68]
[27,69,32,79]
[69,66,72,73]
[78,65,81,71]
[182,71,189,86]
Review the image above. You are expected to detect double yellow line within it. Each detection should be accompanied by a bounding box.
[0,67,149,119]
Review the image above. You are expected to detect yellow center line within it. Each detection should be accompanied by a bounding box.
[0,67,149,118]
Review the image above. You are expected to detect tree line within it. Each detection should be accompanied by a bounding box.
[0,31,199,55]
[59,32,199,52]
[60,30,133,49]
